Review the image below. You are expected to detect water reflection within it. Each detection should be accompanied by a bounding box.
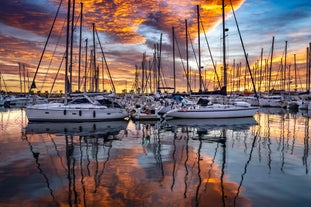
[163,118,258,207]
[0,109,311,207]
[26,121,128,140]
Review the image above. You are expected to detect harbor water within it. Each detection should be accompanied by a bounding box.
[0,108,310,207]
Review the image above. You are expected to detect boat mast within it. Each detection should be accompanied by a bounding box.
[284,41,288,92]
[308,43,311,93]
[69,0,75,93]
[65,0,71,102]
[259,48,263,93]
[83,38,88,92]
[222,0,227,95]
[157,33,162,92]
[172,26,176,93]
[185,19,190,93]
[294,54,297,92]
[197,5,203,92]
[92,23,97,92]
[268,36,275,95]
[78,2,83,92]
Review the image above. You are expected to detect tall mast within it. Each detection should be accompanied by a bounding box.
[172,26,176,93]
[284,41,288,92]
[92,23,97,92]
[69,0,75,93]
[65,0,71,100]
[78,2,83,92]
[222,0,227,95]
[308,43,311,93]
[157,33,162,92]
[185,19,190,93]
[268,36,275,95]
[83,38,88,92]
[197,5,202,92]
[259,48,263,93]
[294,54,297,92]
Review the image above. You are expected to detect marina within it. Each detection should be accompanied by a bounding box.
[1,0,311,206]
[0,107,310,207]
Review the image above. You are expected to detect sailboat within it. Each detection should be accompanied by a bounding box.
[165,3,259,119]
[26,1,128,122]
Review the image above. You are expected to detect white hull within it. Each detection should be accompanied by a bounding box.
[165,104,259,119]
[26,103,128,122]
[259,96,287,108]
[131,113,161,121]
[4,96,48,108]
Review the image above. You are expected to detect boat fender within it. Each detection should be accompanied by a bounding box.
[64,109,67,115]
[93,110,96,118]
[182,106,187,112]
[79,110,82,116]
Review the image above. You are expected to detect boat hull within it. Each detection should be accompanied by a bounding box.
[165,105,259,119]
[26,103,129,122]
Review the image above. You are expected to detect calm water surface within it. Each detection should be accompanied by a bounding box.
[0,108,310,207]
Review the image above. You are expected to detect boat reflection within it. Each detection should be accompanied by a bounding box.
[165,117,258,134]
[6,109,309,207]
[26,120,129,138]
[23,120,129,206]
[160,118,258,207]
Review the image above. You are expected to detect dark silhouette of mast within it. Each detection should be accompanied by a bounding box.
[78,2,83,92]
[197,5,203,92]
[185,19,191,93]
[222,0,227,95]
[268,36,275,94]
[65,0,71,102]
[172,27,176,93]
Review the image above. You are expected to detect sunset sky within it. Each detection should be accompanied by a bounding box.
[1,0,311,94]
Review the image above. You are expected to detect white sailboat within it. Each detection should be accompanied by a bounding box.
[26,94,128,122]
[26,1,128,122]
[165,3,259,119]
[165,97,258,119]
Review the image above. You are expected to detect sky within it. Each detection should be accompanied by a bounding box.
[1,0,311,94]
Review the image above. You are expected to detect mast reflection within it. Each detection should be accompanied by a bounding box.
[25,120,128,206]
[164,117,258,207]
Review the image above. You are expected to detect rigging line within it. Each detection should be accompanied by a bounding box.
[233,132,259,206]
[29,0,64,92]
[188,32,200,85]
[41,8,81,91]
[160,69,169,89]
[0,72,9,92]
[174,34,192,92]
[49,53,66,97]
[24,135,59,206]
[199,16,222,89]
[40,17,67,91]
[95,28,116,93]
[229,0,259,99]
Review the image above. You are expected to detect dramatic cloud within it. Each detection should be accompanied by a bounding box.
[1,0,310,93]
